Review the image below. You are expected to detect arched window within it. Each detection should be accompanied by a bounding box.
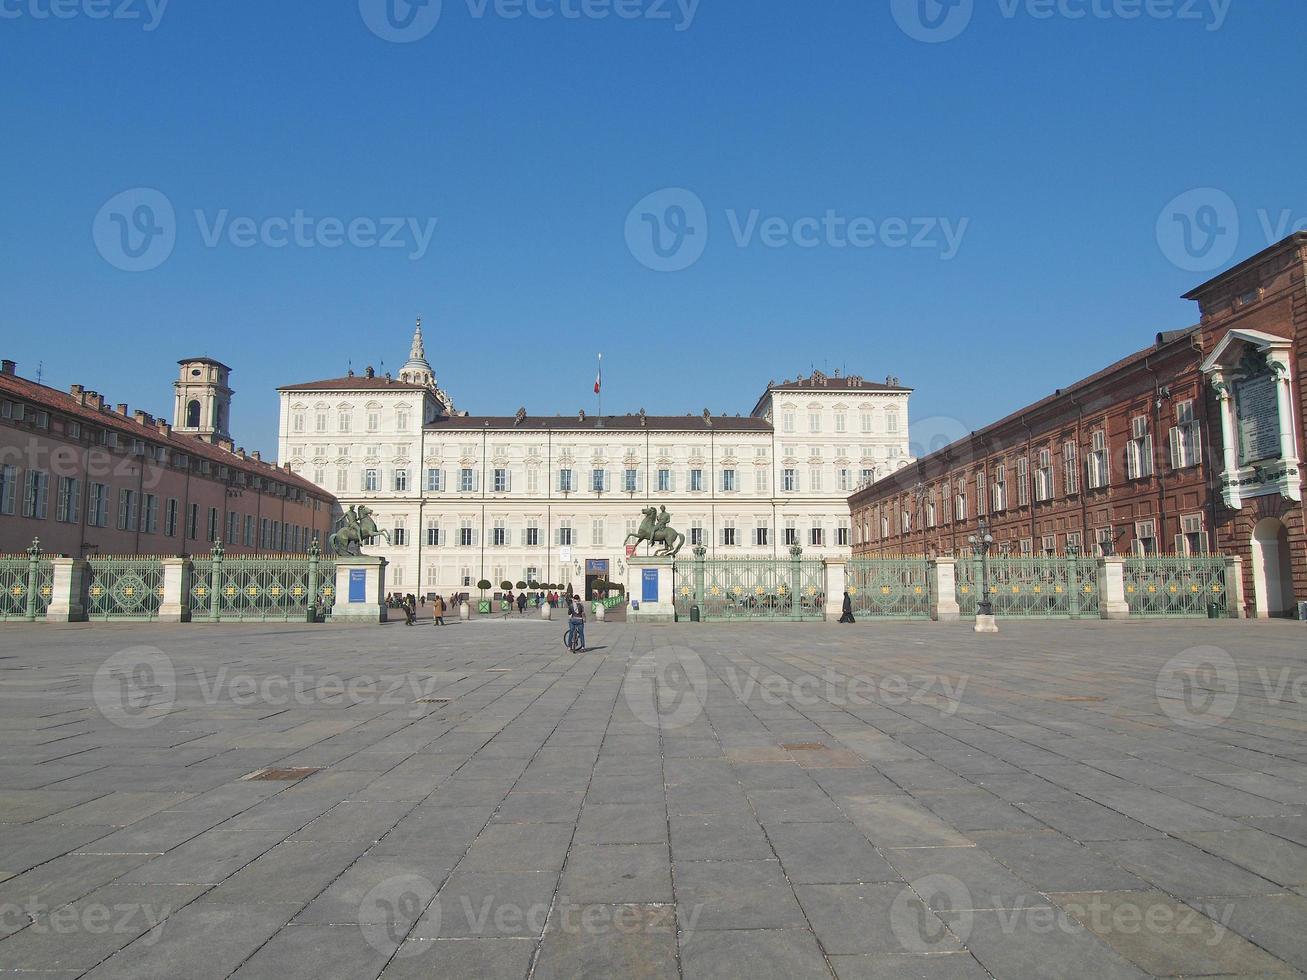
[186,400,201,428]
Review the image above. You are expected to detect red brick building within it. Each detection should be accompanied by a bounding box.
[0,358,336,557]
[851,234,1306,618]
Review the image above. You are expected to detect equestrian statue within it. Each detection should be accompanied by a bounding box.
[328,504,391,557]
[625,505,686,558]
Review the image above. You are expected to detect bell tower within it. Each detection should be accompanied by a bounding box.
[399,317,435,388]
[173,357,233,442]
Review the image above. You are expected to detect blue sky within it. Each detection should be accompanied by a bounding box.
[2,0,1302,457]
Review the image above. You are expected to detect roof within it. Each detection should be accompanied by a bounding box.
[0,371,332,499]
[427,414,773,433]
[279,375,428,392]
[1182,231,1307,302]
[178,357,232,370]
[751,371,911,416]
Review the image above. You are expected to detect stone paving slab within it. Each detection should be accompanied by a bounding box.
[0,618,1304,977]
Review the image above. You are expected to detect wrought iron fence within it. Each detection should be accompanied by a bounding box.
[1123,556,1227,617]
[0,550,54,621]
[85,557,165,621]
[846,558,932,619]
[187,550,332,622]
[956,556,1099,618]
[673,555,827,621]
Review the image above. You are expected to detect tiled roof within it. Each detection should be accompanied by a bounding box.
[278,375,427,392]
[0,372,332,499]
[427,414,773,433]
[765,372,911,393]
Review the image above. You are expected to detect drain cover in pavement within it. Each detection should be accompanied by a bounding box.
[781,743,829,751]
[243,767,321,781]
[416,697,453,704]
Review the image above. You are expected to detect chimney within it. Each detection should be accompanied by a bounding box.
[86,391,104,411]
[116,403,129,416]
[0,359,15,376]
[251,450,262,462]
[156,419,171,437]
[133,410,149,425]
[69,384,84,404]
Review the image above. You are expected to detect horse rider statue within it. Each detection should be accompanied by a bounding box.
[624,505,686,557]
[328,504,392,557]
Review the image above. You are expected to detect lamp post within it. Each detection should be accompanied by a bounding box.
[969,518,997,632]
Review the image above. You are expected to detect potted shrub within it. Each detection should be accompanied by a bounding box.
[477,579,492,615]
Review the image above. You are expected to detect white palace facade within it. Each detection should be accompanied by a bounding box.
[277,323,913,596]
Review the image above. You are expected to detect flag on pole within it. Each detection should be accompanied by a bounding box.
[594,353,602,394]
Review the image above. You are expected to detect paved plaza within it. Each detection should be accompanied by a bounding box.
[0,618,1305,978]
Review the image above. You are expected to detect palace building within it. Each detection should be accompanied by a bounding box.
[278,321,914,596]
[851,233,1307,618]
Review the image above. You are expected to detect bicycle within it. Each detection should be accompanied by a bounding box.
[563,621,584,653]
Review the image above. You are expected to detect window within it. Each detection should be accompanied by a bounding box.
[494,468,509,493]
[836,522,850,546]
[53,477,79,523]
[860,410,873,433]
[292,411,305,433]
[591,469,605,493]
[394,469,409,492]
[657,468,671,492]
[526,468,540,494]
[782,468,797,492]
[722,520,737,547]
[624,468,638,492]
[592,519,605,545]
[426,468,443,492]
[925,497,936,528]
[975,472,986,516]
[394,523,408,546]
[860,467,874,485]
[557,521,573,546]
[689,469,703,492]
[1170,400,1202,469]
[837,468,851,492]
[755,469,768,493]
[244,514,255,547]
[885,410,899,433]
[335,468,348,492]
[1133,519,1157,556]
[226,511,239,545]
[312,466,325,486]
[954,485,967,521]
[558,468,574,493]
[783,521,798,546]
[1016,457,1030,506]
[338,411,351,433]
[163,497,178,537]
[1034,449,1053,502]
[901,508,911,533]
[721,469,736,492]
[1087,430,1109,489]
[0,465,16,515]
[1095,526,1115,557]
[426,522,442,546]
[114,488,135,529]
[782,411,796,433]
[808,467,822,492]
[139,494,157,534]
[809,524,824,547]
[21,471,48,520]
[808,411,821,433]
[690,521,704,547]
[396,410,409,431]
[461,468,475,492]
[492,520,506,546]
[1062,441,1079,496]
[1066,530,1082,553]
[881,515,889,539]
[1041,534,1056,555]
[755,524,769,546]
[834,412,847,433]
[1178,514,1208,555]
[992,466,1007,512]
[458,523,474,547]
[1019,538,1033,557]
[525,520,539,547]
[314,411,327,433]
[364,469,379,492]
[1126,416,1153,480]
[367,411,380,432]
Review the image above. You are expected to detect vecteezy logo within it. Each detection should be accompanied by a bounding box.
[1155,188,1239,273]
[890,0,974,43]
[624,188,709,272]
[624,645,708,730]
[358,874,438,956]
[92,188,176,272]
[358,0,442,42]
[908,415,971,463]
[890,874,972,953]
[1156,645,1239,729]
[93,646,176,729]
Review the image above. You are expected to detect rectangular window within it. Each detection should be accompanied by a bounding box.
[558,468,573,493]
[1095,525,1115,557]
[1062,441,1079,496]
[55,477,80,523]
[1133,519,1157,556]
[22,471,49,520]
[954,486,967,521]
[591,469,605,493]
[187,503,199,540]
[755,469,768,493]
[338,412,351,433]
[1087,430,1109,489]
[460,468,475,493]
[975,473,986,516]
[1126,416,1154,480]
[755,524,769,547]
[163,497,178,537]
[526,520,539,547]
[226,511,239,545]
[394,469,409,492]
[808,411,821,433]
[494,468,508,493]
[1016,457,1030,507]
[1170,401,1202,469]
[721,469,736,492]
[782,468,797,492]
[426,522,441,546]
[689,469,703,492]
[205,507,217,543]
[0,465,16,515]
[244,515,255,547]
[992,466,1007,512]
[592,519,605,546]
[557,522,573,546]
[115,488,134,529]
[689,520,704,546]
[722,520,736,547]
[782,411,796,433]
[364,468,379,492]
[657,468,671,492]
[885,410,899,433]
[492,520,506,547]
[526,468,540,494]
[1178,513,1208,556]
[336,468,348,492]
[808,466,822,492]
[426,468,443,492]
[624,468,638,492]
[783,521,798,546]
[837,468,851,492]
[836,523,851,547]
[809,525,824,547]
[459,523,474,547]
[834,413,846,433]
[139,494,156,534]
[1034,449,1053,502]
[860,411,873,433]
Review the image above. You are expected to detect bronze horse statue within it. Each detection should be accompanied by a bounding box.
[624,505,686,557]
[328,505,391,556]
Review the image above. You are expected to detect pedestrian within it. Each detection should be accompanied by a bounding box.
[517,591,527,614]
[402,595,416,626]
[839,591,856,624]
[568,593,586,652]
[432,594,445,626]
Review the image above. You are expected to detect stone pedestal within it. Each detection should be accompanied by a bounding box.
[1097,557,1130,620]
[45,558,87,623]
[627,557,675,624]
[540,602,552,621]
[932,558,961,622]
[593,601,606,622]
[329,556,388,625]
[824,560,846,620]
[460,601,470,621]
[157,558,190,623]
[974,614,998,633]
[1223,556,1246,619]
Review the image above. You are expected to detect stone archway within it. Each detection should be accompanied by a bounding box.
[1250,517,1295,617]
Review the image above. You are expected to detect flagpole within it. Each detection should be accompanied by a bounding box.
[597,352,602,421]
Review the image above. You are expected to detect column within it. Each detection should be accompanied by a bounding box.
[931,557,960,622]
[1223,555,1246,619]
[1271,361,1303,502]
[45,558,88,623]
[157,558,190,623]
[824,559,846,620]
[1212,379,1241,508]
[1098,556,1130,620]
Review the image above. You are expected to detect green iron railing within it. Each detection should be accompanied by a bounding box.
[846,558,932,619]
[0,541,54,621]
[674,550,826,621]
[956,556,1099,618]
[187,542,332,622]
[1123,556,1227,617]
[85,556,165,621]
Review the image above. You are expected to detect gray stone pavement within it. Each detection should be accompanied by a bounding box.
[0,617,1304,978]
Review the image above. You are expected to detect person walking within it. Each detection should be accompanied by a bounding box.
[839,591,856,624]
[432,594,445,626]
[517,591,527,615]
[402,595,416,626]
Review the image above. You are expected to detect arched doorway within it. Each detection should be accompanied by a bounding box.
[186,399,201,428]
[1250,518,1295,617]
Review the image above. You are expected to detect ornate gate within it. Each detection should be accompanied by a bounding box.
[1123,556,1227,617]
[673,551,826,621]
[187,546,333,622]
[85,557,165,621]
[956,556,1099,618]
[845,558,931,619]
[0,543,54,621]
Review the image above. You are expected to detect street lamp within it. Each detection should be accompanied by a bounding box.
[968,518,996,631]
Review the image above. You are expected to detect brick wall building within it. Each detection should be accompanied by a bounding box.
[0,358,336,557]
[850,234,1306,618]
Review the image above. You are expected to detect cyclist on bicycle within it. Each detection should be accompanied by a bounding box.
[566,593,587,653]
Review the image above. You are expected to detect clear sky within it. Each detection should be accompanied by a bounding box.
[2,0,1303,458]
